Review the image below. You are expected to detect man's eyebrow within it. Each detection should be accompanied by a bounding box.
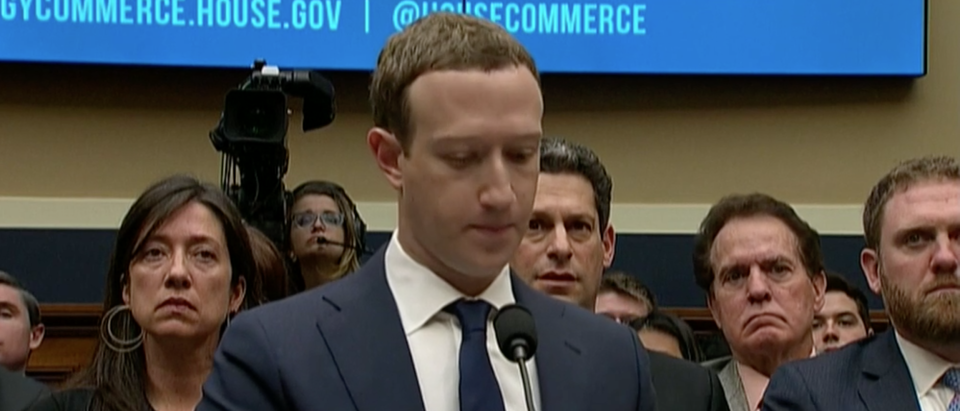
[0,301,19,312]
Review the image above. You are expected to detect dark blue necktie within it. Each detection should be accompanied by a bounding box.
[445,299,506,411]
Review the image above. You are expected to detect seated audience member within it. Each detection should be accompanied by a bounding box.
[694,193,826,411]
[247,226,289,302]
[1,365,49,411]
[630,310,705,363]
[0,271,44,373]
[30,175,262,411]
[596,271,657,324]
[812,271,872,354]
[511,137,728,411]
[763,156,960,410]
[285,180,364,293]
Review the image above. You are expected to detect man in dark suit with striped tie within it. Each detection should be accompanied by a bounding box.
[762,156,960,411]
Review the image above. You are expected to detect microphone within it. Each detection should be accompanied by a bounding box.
[316,237,360,249]
[493,304,538,411]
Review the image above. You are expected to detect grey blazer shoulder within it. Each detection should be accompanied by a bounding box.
[702,356,747,411]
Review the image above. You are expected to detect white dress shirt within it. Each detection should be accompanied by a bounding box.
[895,331,960,411]
[384,231,542,411]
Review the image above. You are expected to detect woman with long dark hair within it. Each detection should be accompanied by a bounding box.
[30,175,262,411]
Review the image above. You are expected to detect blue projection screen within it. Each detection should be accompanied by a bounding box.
[0,0,927,75]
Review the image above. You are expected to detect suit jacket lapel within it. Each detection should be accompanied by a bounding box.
[718,361,749,411]
[316,247,426,411]
[857,331,921,411]
[512,275,588,411]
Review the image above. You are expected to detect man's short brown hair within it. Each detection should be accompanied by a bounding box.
[369,12,539,151]
[863,156,960,250]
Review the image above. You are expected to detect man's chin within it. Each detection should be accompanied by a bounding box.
[740,329,795,352]
[536,287,580,306]
[817,345,840,355]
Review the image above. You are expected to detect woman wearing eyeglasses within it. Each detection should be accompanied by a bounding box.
[286,180,363,293]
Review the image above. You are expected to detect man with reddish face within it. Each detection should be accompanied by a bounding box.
[763,156,960,411]
[695,194,826,411]
[198,13,656,411]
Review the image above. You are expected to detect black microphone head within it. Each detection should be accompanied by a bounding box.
[493,304,538,362]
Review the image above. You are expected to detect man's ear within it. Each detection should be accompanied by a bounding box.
[28,324,44,350]
[367,127,404,191]
[812,270,827,312]
[602,223,616,269]
[861,248,882,295]
[706,292,722,330]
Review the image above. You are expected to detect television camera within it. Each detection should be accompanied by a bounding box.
[209,59,336,250]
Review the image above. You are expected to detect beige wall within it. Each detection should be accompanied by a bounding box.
[1,1,955,205]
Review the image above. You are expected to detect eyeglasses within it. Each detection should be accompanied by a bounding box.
[292,212,344,228]
[600,313,644,325]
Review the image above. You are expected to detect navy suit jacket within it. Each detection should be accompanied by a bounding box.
[197,246,657,411]
[761,330,921,411]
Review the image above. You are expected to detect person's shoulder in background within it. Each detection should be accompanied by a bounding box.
[650,352,730,411]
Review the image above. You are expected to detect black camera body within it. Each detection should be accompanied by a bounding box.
[210,60,336,250]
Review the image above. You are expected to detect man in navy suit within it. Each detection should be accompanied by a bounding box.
[197,11,656,411]
[510,137,729,411]
[762,156,960,411]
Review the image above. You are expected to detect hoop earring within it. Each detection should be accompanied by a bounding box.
[100,304,143,353]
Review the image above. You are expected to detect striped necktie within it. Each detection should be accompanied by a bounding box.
[944,368,960,411]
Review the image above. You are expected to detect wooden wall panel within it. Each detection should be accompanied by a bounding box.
[26,304,890,386]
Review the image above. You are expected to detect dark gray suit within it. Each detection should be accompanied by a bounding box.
[648,352,729,411]
[0,367,50,411]
[197,245,657,411]
[761,331,920,411]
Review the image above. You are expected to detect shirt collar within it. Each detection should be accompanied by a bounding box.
[895,330,960,396]
[384,229,515,336]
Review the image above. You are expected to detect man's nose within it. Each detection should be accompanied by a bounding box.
[822,322,839,342]
[745,267,772,303]
[478,157,516,211]
[547,225,573,261]
[931,234,960,275]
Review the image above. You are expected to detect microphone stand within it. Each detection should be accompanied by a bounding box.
[512,345,537,411]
